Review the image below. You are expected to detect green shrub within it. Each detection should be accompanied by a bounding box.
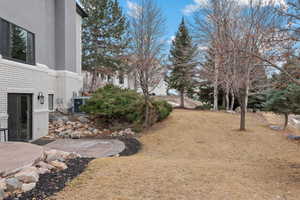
[152,100,173,121]
[81,85,173,127]
[81,85,144,123]
[195,103,212,110]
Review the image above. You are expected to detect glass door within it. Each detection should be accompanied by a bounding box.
[8,94,32,141]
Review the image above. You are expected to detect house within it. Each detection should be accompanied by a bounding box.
[0,0,87,141]
[83,70,168,96]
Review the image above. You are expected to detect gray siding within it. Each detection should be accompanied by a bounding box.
[0,0,78,72]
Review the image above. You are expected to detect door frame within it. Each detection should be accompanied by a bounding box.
[7,93,33,141]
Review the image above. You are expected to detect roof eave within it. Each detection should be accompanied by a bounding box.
[76,3,88,18]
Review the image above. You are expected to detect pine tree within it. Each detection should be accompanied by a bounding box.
[81,0,129,73]
[264,84,300,129]
[11,27,27,61]
[168,18,197,108]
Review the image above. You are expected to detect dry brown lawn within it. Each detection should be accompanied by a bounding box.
[50,110,300,200]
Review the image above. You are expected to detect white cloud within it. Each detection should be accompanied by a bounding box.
[182,0,286,15]
[167,36,175,44]
[126,0,141,18]
[182,0,207,15]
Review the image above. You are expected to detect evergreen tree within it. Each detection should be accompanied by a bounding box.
[81,0,129,72]
[11,27,27,62]
[168,18,197,108]
[264,84,300,129]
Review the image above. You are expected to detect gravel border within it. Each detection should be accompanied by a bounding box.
[5,158,94,200]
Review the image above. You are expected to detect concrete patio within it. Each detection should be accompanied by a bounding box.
[0,142,44,176]
[0,139,125,179]
[44,139,125,158]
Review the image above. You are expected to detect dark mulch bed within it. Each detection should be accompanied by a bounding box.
[5,158,94,200]
[118,137,142,156]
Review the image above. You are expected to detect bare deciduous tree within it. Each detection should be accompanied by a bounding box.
[129,0,166,127]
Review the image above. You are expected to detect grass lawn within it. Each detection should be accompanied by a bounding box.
[49,110,300,200]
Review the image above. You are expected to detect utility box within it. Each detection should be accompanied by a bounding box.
[73,96,91,113]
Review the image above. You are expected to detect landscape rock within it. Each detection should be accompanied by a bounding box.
[270,125,283,131]
[66,152,81,160]
[78,116,90,123]
[36,161,55,170]
[70,131,81,139]
[235,107,241,113]
[36,168,50,175]
[0,189,4,200]
[0,179,6,191]
[45,149,70,162]
[59,130,72,138]
[14,167,39,183]
[5,178,22,192]
[50,161,68,170]
[21,183,36,192]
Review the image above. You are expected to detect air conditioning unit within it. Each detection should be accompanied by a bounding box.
[73,96,91,113]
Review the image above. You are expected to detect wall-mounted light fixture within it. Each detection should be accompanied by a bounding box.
[37,92,45,104]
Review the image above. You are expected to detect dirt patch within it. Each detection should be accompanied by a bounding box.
[5,158,94,200]
[49,110,300,200]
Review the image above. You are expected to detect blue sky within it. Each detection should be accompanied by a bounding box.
[119,0,198,46]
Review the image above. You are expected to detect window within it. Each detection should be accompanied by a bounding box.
[48,94,54,111]
[0,18,35,65]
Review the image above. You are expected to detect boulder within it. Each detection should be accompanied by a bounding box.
[14,167,39,183]
[36,168,50,175]
[66,152,81,160]
[0,179,6,191]
[36,161,55,170]
[59,130,72,138]
[270,125,283,131]
[21,183,36,192]
[45,149,70,162]
[78,116,90,123]
[235,107,241,113]
[92,129,99,135]
[5,178,22,192]
[0,189,4,200]
[70,131,81,139]
[50,161,68,170]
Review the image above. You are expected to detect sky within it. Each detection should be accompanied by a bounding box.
[119,0,199,47]
[118,0,287,50]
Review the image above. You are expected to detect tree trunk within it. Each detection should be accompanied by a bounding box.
[180,90,185,108]
[245,84,249,112]
[230,89,235,111]
[213,57,219,111]
[283,113,289,130]
[240,89,247,131]
[90,69,97,92]
[144,95,150,128]
[225,83,230,111]
[222,94,226,109]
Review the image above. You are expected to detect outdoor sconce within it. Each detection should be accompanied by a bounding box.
[37,92,45,104]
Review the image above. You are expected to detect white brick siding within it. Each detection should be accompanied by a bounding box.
[0,55,83,140]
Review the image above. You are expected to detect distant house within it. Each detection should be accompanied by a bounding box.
[0,0,87,141]
[83,70,168,96]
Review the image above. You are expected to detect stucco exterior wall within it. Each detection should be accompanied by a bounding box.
[0,0,56,70]
[0,0,78,72]
[0,0,84,140]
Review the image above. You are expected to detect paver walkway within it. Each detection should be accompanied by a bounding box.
[45,139,125,158]
[51,110,300,200]
[0,142,43,176]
